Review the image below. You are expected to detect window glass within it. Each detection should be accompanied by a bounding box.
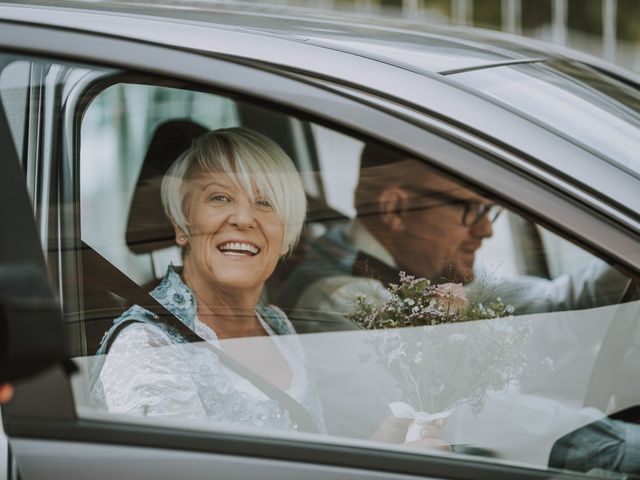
[3,51,637,478]
[450,60,640,176]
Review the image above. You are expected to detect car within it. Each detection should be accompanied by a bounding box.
[0,1,639,479]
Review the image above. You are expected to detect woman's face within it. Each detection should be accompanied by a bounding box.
[178,171,287,295]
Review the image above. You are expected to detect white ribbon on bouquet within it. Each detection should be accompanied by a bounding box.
[389,402,454,443]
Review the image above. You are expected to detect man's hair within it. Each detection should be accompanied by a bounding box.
[359,142,409,171]
[355,142,429,217]
[161,127,307,253]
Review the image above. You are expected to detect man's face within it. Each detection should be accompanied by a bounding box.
[386,172,495,284]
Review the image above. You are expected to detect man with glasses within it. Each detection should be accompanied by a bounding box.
[277,143,505,333]
[276,143,636,464]
[277,142,628,334]
[275,143,637,459]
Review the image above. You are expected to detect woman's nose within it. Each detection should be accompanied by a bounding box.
[228,200,256,229]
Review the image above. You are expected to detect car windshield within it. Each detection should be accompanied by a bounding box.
[449,60,640,178]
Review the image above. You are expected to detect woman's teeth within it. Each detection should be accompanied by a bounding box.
[217,242,260,256]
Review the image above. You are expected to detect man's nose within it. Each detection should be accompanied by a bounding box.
[228,200,256,229]
[469,213,493,239]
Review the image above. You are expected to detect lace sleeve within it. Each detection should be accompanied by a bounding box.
[99,322,207,419]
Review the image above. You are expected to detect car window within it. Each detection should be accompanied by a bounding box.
[3,51,640,479]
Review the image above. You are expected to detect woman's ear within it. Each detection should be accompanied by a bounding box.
[173,222,189,247]
[379,187,410,232]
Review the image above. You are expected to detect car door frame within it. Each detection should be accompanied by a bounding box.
[1,17,640,480]
[0,52,72,480]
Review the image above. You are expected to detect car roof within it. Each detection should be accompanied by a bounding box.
[2,0,552,74]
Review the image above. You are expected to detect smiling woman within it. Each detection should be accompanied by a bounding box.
[89,127,324,432]
[161,128,306,337]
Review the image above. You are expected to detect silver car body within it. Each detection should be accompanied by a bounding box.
[0,2,639,479]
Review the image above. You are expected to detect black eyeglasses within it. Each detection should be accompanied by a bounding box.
[410,188,503,227]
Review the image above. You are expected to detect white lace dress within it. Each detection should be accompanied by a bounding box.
[90,266,325,432]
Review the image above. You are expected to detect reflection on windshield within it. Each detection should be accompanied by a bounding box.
[451,61,640,176]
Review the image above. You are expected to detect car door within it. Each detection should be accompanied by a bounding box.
[1,10,640,480]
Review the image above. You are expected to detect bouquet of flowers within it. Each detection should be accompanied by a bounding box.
[348,272,529,442]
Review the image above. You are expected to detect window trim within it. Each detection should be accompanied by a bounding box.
[6,417,590,480]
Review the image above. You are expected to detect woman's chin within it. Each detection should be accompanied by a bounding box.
[214,277,265,294]
[210,263,269,293]
[199,250,277,294]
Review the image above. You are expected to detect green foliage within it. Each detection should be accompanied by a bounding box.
[618,0,640,41]
[568,0,603,35]
[473,0,502,29]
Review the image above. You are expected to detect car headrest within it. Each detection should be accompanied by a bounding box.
[126,119,207,254]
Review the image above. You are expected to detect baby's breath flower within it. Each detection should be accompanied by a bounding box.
[348,273,515,331]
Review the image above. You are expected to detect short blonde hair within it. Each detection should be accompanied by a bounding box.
[161,127,307,253]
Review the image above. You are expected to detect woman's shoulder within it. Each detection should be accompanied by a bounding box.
[98,304,186,356]
[108,320,174,352]
[258,302,296,335]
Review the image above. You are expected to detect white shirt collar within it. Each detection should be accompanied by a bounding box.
[346,219,398,269]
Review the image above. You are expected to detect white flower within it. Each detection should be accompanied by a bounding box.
[387,349,406,366]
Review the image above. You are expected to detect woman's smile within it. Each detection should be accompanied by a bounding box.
[217,240,261,257]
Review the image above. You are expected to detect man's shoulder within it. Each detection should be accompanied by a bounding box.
[290,275,386,331]
[300,274,388,307]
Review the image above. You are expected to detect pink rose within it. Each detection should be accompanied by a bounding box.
[433,283,468,314]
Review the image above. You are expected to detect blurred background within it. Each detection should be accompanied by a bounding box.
[244,0,640,73]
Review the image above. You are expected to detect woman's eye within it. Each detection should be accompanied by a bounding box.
[255,198,273,210]
[209,194,230,203]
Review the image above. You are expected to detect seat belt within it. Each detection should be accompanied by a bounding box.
[83,243,319,433]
